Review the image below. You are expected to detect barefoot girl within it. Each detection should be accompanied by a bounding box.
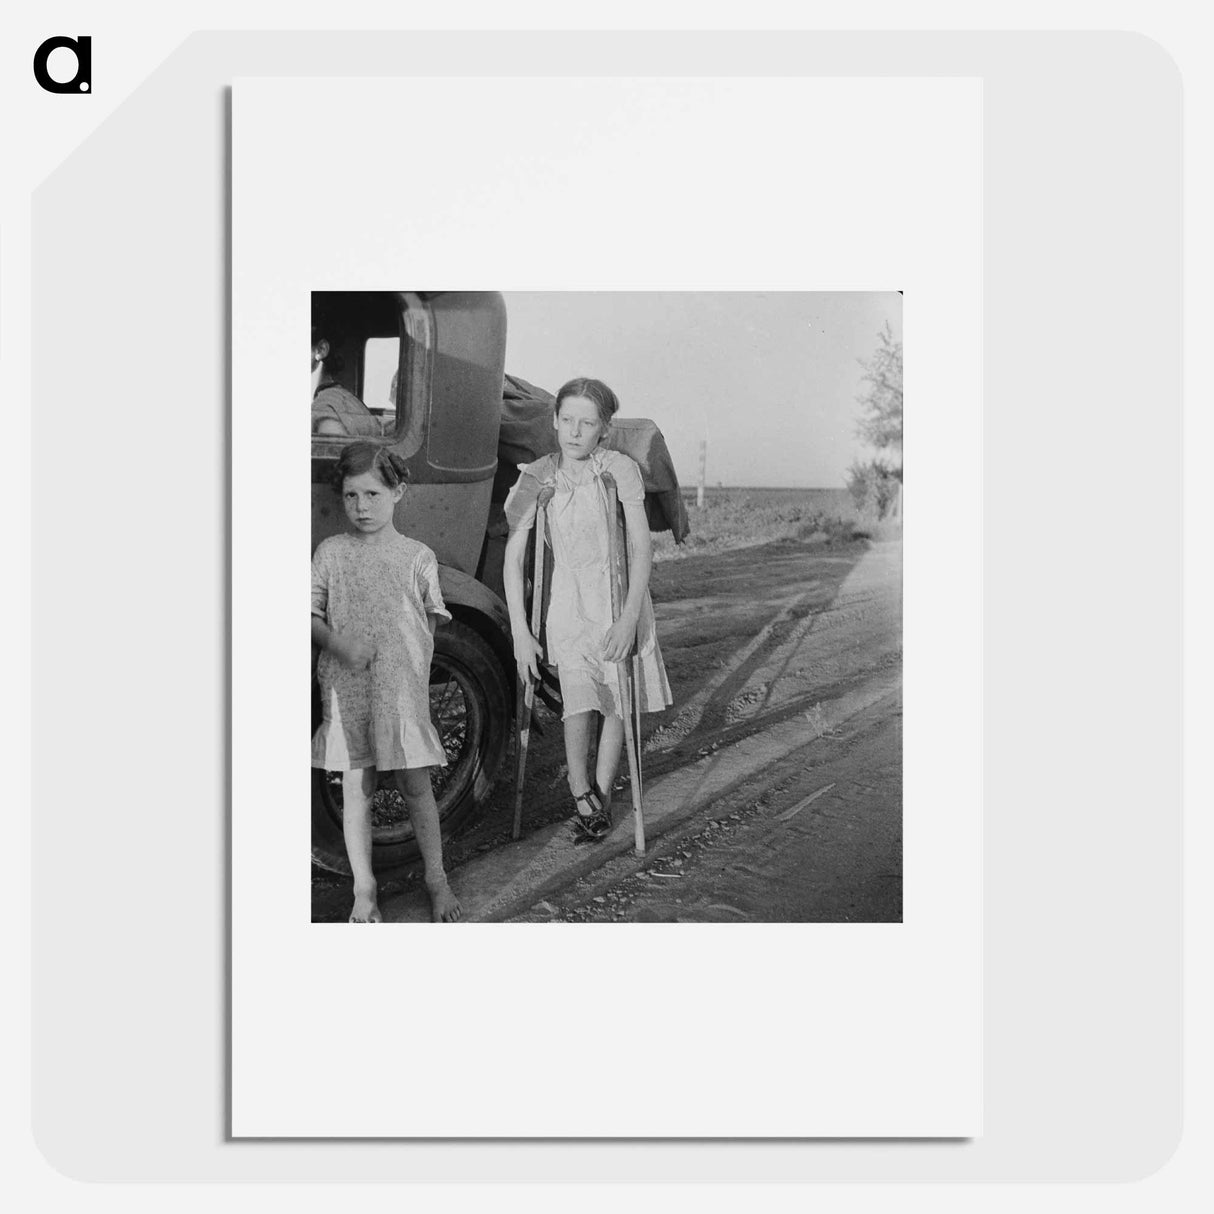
[311,443,462,921]
[504,378,673,839]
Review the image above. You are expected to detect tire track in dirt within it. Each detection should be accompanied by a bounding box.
[643,586,820,752]
[647,542,898,755]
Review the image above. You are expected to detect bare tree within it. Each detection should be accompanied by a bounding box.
[847,322,903,520]
[855,321,902,463]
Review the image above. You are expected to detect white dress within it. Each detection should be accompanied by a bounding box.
[311,532,451,771]
[505,448,673,720]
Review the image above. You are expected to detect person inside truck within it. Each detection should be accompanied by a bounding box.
[311,320,381,438]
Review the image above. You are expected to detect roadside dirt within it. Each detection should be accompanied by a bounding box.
[509,693,901,922]
[312,529,902,922]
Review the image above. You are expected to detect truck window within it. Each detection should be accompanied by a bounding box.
[311,292,433,454]
[363,337,398,432]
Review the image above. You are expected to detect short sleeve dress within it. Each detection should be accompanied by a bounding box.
[505,448,673,721]
[311,532,452,771]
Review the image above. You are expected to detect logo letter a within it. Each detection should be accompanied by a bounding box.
[33,35,91,94]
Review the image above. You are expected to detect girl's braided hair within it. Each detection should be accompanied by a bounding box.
[332,442,410,493]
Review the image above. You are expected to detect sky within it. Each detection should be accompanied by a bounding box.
[501,291,902,489]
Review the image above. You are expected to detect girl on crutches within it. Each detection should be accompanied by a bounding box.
[503,377,673,841]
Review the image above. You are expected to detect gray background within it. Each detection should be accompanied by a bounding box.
[31,31,1181,1181]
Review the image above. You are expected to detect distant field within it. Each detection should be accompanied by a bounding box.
[682,486,855,511]
[653,486,888,561]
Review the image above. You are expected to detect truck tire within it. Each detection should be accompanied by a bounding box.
[311,620,512,874]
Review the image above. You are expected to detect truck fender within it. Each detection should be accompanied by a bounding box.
[436,564,514,672]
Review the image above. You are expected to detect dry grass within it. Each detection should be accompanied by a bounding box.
[653,488,900,562]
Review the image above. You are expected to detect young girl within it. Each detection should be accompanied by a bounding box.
[504,377,673,839]
[311,443,462,922]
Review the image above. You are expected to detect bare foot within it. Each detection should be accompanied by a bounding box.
[427,879,463,922]
[350,884,382,923]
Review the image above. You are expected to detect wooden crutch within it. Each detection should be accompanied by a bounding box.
[512,487,552,840]
[603,475,646,854]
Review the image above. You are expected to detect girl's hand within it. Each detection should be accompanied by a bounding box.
[331,633,376,671]
[513,630,543,682]
[602,618,637,664]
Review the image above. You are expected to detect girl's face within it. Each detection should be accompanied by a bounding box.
[342,469,404,535]
[554,394,607,461]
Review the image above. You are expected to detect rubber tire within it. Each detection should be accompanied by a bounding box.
[311,620,512,874]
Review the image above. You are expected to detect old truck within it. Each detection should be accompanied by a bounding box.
[311,290,686,873]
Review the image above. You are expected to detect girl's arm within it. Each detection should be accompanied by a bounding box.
[603,500,652,663]
[418,552,451,640]
[504,526,543,680]
[311,614,332,650]
[312,615,375,670]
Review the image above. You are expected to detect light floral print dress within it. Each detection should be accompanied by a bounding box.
[311,532,451,771]
[505,448,673,720]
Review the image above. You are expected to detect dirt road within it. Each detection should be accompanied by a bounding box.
[312,529,902,922]
[511,692,901,922]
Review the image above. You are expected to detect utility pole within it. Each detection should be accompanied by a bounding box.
[697,439,707,509]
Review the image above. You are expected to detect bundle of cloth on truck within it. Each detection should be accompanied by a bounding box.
[493,374,690,543]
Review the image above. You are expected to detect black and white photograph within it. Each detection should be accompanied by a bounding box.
[309,290,903,923]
